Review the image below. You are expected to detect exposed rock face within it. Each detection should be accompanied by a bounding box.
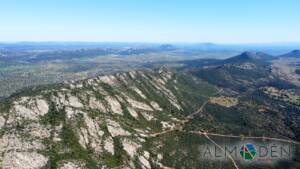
[99,75,118,86]
[36,98,50,114]
[2,152,48,169]
[0,134,45,152]
[125,97,153,111]
[141,112,154,121]
[78,127,89,149]
[67,95,83,108]
[52,93,83,109]
[161,121,176,130]
[26,123,51,139]
[150,101,163,111]
[122,139,141,158]
[11,97,49,121]
[88,97,107,112]
[148,75,182,110]
[129,71,137,79]
[106,119,130,137]
[105,96,123,115]
[104,136,114,155]
[65,107,83,119]
[59,161,84,169]
[127,107,139,118]
[132,87,147,99]
[0,116,5,129]
[138,155,151,169]
[83,114,104,153]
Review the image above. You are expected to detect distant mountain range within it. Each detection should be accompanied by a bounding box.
[224,49,300,61]
[280,49,300,58]
[1,42,300,54]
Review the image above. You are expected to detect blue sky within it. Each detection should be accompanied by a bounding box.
[0,0,299,43]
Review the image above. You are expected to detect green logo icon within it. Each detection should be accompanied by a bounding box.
[240,143,256,160]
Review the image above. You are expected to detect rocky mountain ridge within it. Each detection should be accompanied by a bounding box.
[0,68,214,169]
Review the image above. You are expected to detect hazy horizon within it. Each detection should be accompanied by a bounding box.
[1,41,300,45]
